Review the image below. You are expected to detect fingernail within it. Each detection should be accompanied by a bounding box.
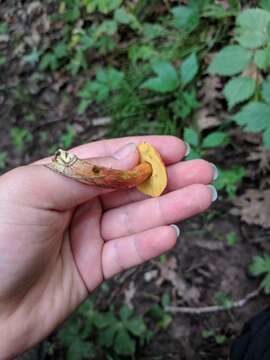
[113,143,137,160]
[210,163,219,181]
[207,185,218,202]
[184,142,190,156]
[170,224,181,238]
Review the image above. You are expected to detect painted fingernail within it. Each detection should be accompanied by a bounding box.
[170,224,181,238]
[207,185,218,202]
[210,163,219,181]
[113,143,137,160]
[184,142,191,156]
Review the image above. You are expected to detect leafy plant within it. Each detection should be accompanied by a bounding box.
[214,166,245,198]
[183,127,230,159]
[60,125,76,148]
[58,299,152,359]
[214,292,234,310]
[249,255,270,293]
[208,7,270,148]
[10,127,33,152]
[202,329,227,345]
[78,67,124,113]
[141,54,199,93]
[226,231,238,246]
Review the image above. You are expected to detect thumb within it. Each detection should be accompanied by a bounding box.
[0,143,139,211]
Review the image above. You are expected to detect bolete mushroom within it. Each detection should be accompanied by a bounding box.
[45,143,167,197]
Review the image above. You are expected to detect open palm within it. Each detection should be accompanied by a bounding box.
[0,136,216,359]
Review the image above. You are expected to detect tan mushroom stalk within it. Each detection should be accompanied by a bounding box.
[45,143,167,197]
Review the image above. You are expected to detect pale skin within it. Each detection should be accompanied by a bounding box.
[0,136,216,359]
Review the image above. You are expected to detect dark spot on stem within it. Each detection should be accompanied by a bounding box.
[92,165,100,174]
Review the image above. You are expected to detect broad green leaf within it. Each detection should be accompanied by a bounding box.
[94,20,118,38]
[223,76,256,109]
[235,8,270,49]
[114,328,135,355]
[263,127,270,148]
[233,102,270,132]
[260,0,270,11]
[261,80,270,103]
[125,318,146,336]
[114,7,141,30]
[119,305,133,322]
[171,6,199,30]
[180,53,199,87]
[254,48,270,70]
[142,23,165,40]
[183,127,199,147]
[214,166,245,198]
[98,323,118,347]
[208,45,252,76]
[141,60,178,93]
[202,131,229,148]
[67,339,96,360]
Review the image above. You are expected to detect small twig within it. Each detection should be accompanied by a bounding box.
[165,287,261,315]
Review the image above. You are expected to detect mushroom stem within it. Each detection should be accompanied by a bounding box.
[45,149,152,190]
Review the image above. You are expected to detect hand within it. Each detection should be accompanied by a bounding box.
[0,136,217,359]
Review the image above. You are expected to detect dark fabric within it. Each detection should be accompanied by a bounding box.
[230,308,270,360]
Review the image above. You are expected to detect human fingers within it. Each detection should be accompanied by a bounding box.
[101,184,216,240]
[0,143,139,211]
[101,159,217,210]
[33,135,187,166]
[102,225,179,278]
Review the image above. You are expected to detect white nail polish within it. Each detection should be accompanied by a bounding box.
[210,163,219,181]
[170,224,181,238]
[207,185,218,202]
[184,142,191,156]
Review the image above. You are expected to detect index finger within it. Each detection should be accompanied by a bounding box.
[33,135,187,165]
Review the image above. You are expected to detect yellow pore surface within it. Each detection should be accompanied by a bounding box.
[136,143,167,197]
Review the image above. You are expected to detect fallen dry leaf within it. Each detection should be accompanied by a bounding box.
[154,257,200,304]
[233,189,270,229]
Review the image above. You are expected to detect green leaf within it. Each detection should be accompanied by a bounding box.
[235,8,270,49]
[114,328,135,355]
[125,318,146,337]
[119,305,133,322]
[67,339,96,360]
[208,45,252,76]
[261,80,270,103]
[171,6,199,31]
[223,76,256,109]
[233,102,270,132]
[114,7,140,30]
[183,127,199,147]
[226,231,238,246]
[254,48,270,70]
[263,127,270,148]
[260,0,270,11]
[180,53,199,87]
[214,166,245,198]
[141,60,178,93]
[250,255,270,276]
[98,323,118,347]
[84,0,122,14]
[202,131,229,148]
